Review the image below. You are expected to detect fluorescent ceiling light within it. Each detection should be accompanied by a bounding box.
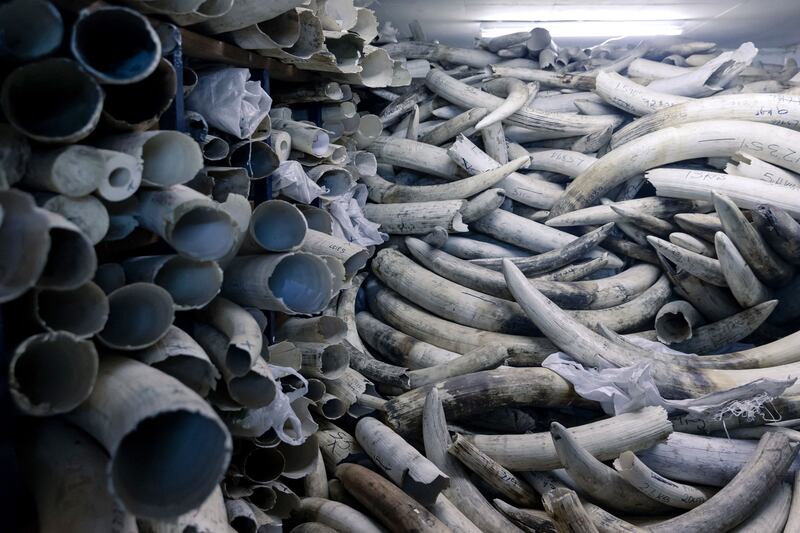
[480,21,684,39]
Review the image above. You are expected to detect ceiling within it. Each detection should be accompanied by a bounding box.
[366,0,800,51]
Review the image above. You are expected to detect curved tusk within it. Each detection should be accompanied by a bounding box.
[546,198,709,227]
[365,280,557,362]
[470,222,614,275]
[751,204,800,265]
[732,481,792,533]
[363,199,469,234]
[648,236,726,286]
[715,231,773,308]
[475,77,530,131]
[429,494,483,533]
[610,203,677,237]
[461,189,507,223]
[366,136,458,178]
[408,344,508,388]
[294,497,383,533]
[648,433,797,533]
[537,254,611,282]
[613,450,715,509]
[422,387,526,533]
[405,236,659,309]
[200,296,262,375]
[713,192,795,286]
[418,107,489,146]
[655,300,706,344]
[362,156,529,203]
[550,422,672,515]
[670,231,716,257]
[551,120,800,218]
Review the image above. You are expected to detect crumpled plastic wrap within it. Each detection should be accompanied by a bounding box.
[324,183,387,246]
[186,67,272,139]
[271,161,326,204]
[543,336,796,419]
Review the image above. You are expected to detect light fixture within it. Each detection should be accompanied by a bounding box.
[480,21,684,39]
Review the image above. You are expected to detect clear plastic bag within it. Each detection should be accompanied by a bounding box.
[186,67,272,139]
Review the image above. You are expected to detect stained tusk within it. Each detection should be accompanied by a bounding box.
[277,316,348,344]
[363,199,469,234]
[421,388,525,532]
[537,254,611,282]
[296,342,350,380]
[715,231,773,307]
[408,345,508,388]
[751,204,800,265]
[713,192,795,286]
[542,488,600,533]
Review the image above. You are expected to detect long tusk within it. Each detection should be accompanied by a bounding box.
[201,296,262,375]
[366,136,458,178]
[429,494,483,533]
[595,70,692,116]
[441,234,530,260]
[418,107,489,146]
[335,463,451,532]
[9,331,98,416]
[122,255,222,311]
[715,231,773,307]
[493,500,559,532]
[383,41,500,68]
[751,204,800,265]
[132,325,220,397]
[648,167,800,218]
[300,229,369,278]
[294,497,383,533]
[613,451,715,509]
[22,145,106,197]
[550,422,672,515]
[0,0,63,62]
[537,254,611,282]
[361,156,529,203]
[385,366,581,436]
[355,416,449,505]
[470,208,618,265]
[648,236,726,286]
[365,280,557,362]
[732,482,793,533]
[97,283,174,351]
[551,120,800,218]
[426,68,621,140]
[364,199,468,234]
[726,151,800,189]
[654,300,706,344]
[277,316,348,344]
[421,388,525,533]
[448,433,540,507]
[546,198,709,227]
[610,204,677,237]
[469,222,614,275]
[405,236,659,309]
[18,419,138,533]
[612,93,800,148]
[222,253,334,314]
[356,311,460,368]
[461,189,507,223]
[527,148,596,177]
[648,433,797,533]
[785,472,800,533]
[67,355,231,519]
[408,344,508,388]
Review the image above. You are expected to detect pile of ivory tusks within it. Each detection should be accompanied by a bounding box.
[287,26,800,533]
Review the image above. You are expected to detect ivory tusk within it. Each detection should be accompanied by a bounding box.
[726,151,800,189]
[294,497,383,533]
[475,77,530,130]
[366,135,459,178]
[132,325,220,397]
[648,235,726,286]
[543,488,600,533]
[732,482,792,533]
[536,255,612,282]
[36,207,100,287]
[595,70,692,115]
[22,146,106,197]
[94,148,142,202]
[102,58,177,132]
[418,107,489,146]
[97,283,174,351]
[527,148,596,177]
[429,494,483,533]
[200,296,263,375]
[296,342,350,380]
[609,203,677,237]
[751,204,800,265]
[229,9,301,50]
[300,229,369,278]
[228,140,280,179]
[715,231,773,307]
[304,448,329,499]
[0,0,63,62]
[546,198,709,227]
[550,422,672,515]
[139,486,228,533]
[494,500,558,532]
[336,463,452,532]
[363,199,469,234]
[0,192,49,301]
[67,355,231,519]
[277,316,347,344]
[18,419,138,533]
[669,231,716,257]
[9,331,98,416]
[201,135,230,161]
[673,212,723,241]
[31,282,109,339]
[313,393,347,420]
[713,192,795,286]
[648,433,797,533]
[385,366,580,436]
[122,255,222,310]
[407,344,508,388]
[242,199,308,253]
[441,234,530,260]
[276,433,321,479]
[422,388,525,532]
[222,253,334,314]
[654,300,706,344]
[551,120,800,217]
[195,0,306,34]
